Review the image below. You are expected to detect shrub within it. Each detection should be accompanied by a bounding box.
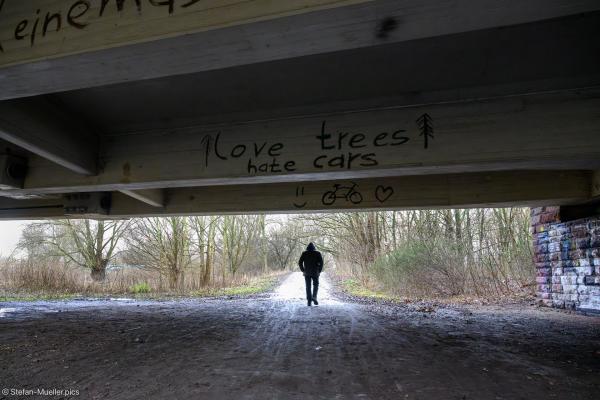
[372,238,467,297]
[130,282,151,294]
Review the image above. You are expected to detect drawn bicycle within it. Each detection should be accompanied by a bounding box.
[321,182,363,206]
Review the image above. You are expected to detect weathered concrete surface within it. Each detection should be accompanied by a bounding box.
[1,273,599,399]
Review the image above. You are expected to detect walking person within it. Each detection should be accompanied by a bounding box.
[298,242,323,306]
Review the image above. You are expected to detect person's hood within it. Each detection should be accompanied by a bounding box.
[306,242,316,251]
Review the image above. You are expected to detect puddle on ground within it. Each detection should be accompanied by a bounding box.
[0,307,18,318]
[0,299,159,320]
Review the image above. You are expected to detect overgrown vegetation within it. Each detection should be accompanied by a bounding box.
[0,208,534,301]
[305,209,534,299]
[0,257,283,300]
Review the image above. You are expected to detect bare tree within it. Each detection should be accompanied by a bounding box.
[267,218,303,270]
[18,223,56,261]
[258,215,268,274]
[190,216,220,286]
[301,212,383,281]
[219,215,258,278]
[19,219,129,281]
[125,217,192,290]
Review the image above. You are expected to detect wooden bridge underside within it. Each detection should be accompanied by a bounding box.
[0,0,599,218]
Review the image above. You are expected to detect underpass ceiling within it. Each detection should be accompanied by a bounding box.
[47,12,600,135]
[0,5,599,218]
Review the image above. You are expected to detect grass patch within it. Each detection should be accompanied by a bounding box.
[341,278,397,301]
[191,274,281,298]
[130,282,151,294]
[0,292,78,302]
[0,273,286,302]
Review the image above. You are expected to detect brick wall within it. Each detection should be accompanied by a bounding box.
[531,207,600,313]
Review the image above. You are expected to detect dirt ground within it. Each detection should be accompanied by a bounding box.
[1,272,599,400]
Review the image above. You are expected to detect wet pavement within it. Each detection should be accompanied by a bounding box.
[1,272,599,399]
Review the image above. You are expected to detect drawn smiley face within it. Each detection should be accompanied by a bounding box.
[293,186,307,208]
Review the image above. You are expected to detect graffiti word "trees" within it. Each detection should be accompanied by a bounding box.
[313,121,409,169]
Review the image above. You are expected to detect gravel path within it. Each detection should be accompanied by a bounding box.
[1,272,599,399]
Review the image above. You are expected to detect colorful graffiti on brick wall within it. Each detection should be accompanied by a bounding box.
[531,206,600,313]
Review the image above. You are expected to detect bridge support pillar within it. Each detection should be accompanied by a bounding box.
[531,206,600,313]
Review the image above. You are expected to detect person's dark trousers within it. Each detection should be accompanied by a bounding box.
[304,275,319,303]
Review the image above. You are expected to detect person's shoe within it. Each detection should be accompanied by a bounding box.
[312,297,319,305]
[307,300,312,307]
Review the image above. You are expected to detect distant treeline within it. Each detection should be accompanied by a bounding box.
[2,208,533,297]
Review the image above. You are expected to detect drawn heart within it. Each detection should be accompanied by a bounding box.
[375,185,394,203]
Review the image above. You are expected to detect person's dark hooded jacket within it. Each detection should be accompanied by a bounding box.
[298,243,323,277]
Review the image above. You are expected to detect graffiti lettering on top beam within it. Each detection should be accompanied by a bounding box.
[321,182,363,206]
[375,185,394,203]
[0,0,209,51]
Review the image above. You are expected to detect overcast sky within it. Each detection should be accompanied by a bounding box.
[0,221,27,257]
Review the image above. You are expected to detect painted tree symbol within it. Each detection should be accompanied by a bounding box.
[416,113,434,149]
